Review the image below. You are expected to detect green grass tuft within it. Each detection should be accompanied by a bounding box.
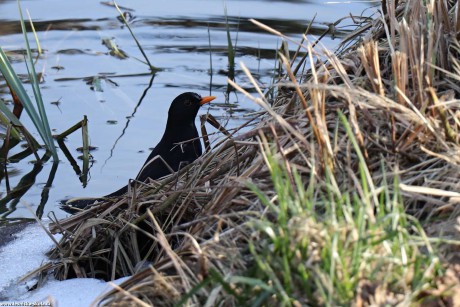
[219,118,444,306]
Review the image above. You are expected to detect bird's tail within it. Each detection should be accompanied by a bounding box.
[60,197,104,213]
[60,184,129,214]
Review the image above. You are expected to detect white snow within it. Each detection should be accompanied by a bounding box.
[17,277,130,306]
[0,221,130,306]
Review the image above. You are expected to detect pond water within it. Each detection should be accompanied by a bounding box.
[0,0,374,223]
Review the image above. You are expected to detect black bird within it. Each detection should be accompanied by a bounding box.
[63,92,216,211]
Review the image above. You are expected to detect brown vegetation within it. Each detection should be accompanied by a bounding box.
[32,0,460,305]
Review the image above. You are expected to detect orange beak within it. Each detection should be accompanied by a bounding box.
[199,96,216,106]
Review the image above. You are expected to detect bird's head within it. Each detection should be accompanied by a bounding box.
[167,92,216,125]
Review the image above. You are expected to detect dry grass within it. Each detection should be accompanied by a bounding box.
[32,0,460,305]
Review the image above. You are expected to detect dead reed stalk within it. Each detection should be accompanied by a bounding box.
[31,1,460,305]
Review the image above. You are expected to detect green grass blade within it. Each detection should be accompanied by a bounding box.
[0,107,21,140]
[113,1,159,72]
[17,0,58,160]
[0,100,24,127]
[224,4,235,72]
[27,9,41,55]
[0,47,47,140]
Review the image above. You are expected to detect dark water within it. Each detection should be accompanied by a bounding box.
[0,0,374,222]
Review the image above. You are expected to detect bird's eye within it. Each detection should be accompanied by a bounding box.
[184,100,192,106]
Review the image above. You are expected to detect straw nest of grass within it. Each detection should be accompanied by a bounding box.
[34,1,460,305]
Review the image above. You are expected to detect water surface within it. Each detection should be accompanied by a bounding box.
[0,0,374,222]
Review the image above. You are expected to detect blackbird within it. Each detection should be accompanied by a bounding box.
[63,92,216,211]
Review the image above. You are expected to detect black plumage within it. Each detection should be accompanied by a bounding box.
[63,92,215,211]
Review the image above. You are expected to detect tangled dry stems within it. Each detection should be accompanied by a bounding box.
[32,0,460,305]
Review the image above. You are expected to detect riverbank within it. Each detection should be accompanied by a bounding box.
[34,1,460,305]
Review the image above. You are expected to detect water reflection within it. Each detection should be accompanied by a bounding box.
[0,0,374,222]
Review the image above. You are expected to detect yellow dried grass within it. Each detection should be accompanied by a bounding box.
[30,0,460,305]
